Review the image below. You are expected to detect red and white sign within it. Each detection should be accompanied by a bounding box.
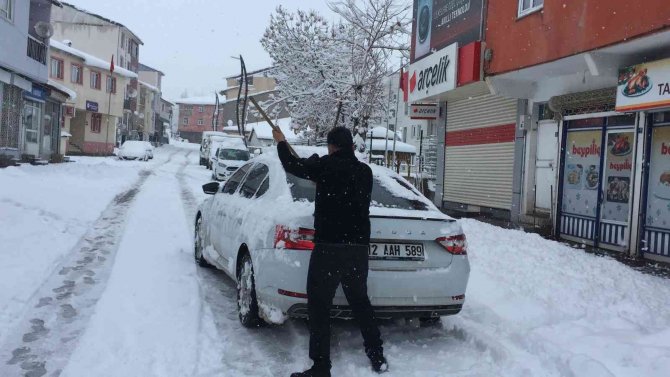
[407,43,458,103]
[616,57,670,112]
[410,103,438,119]
[64,105,76,117]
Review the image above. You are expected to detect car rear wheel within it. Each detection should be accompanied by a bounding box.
[194,216,212,268]
[237,253,262,327]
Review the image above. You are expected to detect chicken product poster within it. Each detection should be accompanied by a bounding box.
[562,130,601,218]
[601,132,634,223]
[616,57,670,112]
[645,126,670,229]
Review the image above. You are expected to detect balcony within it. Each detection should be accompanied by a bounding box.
[27,36,47,65]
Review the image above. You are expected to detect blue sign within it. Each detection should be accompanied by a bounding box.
[23,84,46,102]
[86,100,99,112]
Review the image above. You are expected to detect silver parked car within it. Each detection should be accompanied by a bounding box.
[194,147,470,327]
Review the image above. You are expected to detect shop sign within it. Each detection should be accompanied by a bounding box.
[562,131,602,218]
[616,57,670,112]
[645,126,670,230]
[86,100,99,112]
[410,103,438,120]
[411,0,483,62]
[407,43,458,103]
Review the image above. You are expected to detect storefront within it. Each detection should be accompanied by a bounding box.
[557,113,638,252]
[554,57,670,262]
[616,57,670,262]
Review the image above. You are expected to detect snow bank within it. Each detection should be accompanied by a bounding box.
[457,219,670,377]
[0,158,143,344]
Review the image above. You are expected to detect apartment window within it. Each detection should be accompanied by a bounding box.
[198,106,204,113]
[197,119,204,126]
[50,57,64,79]
[106,76,117,93]
[0,0,12,21]
[90,113,102,133]
[183,117,188,125]
[120,55,125,68]
[518,0,543,17]
[121,33,126,50]
[71,63,83,84]
[90,71,101,90]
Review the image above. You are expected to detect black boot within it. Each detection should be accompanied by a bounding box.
[367,350,388,373]
[290,363,331,377]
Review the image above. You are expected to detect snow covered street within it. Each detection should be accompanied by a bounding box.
[1,143,669,377]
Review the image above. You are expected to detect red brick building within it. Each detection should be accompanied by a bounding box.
[407,0,670,261]
[482,0,670,261]
[176,97,220,143]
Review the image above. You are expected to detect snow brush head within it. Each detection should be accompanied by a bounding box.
[327,127,354,150]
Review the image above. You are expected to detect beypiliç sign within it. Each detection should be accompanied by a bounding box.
[408,43,458,103]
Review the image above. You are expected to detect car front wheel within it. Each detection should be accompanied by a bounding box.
[237,253,262,327]
[194,216,212,268]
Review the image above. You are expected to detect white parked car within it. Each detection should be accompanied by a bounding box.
[199,131,227,166]
[211,145,251,181]
[194,147,470,327]
[118,140,153,161]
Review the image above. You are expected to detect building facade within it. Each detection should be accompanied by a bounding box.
[1,0,72,164]
[49,40,134,155]
[483,0,670,262]
[50,2,143,144]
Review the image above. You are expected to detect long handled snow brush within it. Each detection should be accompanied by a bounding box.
[249,96,298,158]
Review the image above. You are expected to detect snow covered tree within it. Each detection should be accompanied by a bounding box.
[261,0,409,140]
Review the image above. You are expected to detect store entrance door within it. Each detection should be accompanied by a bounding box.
[22,101,41,157]
[558,114,636,251]
[535,120,559,211]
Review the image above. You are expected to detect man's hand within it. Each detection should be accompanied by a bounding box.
[273,128,286,143]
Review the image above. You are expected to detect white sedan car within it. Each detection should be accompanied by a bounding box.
[211,146,250,181]
[118,140,153,161]
[194,147,470,327]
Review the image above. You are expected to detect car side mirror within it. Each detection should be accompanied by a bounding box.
[202,182,220,195]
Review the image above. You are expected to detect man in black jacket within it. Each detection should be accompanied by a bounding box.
[273,127,387,377]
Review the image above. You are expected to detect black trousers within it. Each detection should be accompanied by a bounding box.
[307,243,383,368]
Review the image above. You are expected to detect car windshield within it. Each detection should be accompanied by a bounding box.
[286,174,429,211]
[219,149,250,161]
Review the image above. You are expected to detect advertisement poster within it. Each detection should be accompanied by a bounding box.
[645,126,670,229]
[601,132,634,222]
[562,131,602,217]
[616,57,670,112]
[411,0,483,62]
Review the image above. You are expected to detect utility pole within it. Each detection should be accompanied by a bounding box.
[392,58,402,172]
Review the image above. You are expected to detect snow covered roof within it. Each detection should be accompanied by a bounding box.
[367,126,398,140]
[175,96,220,106]
[139,80,160,93]
[367,138,416,154]
[60,2,143,44]
[222,124,252,133]
[249,118,299,141]
[47,79,76,100]
[50,40,138,79]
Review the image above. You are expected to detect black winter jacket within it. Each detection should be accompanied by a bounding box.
[277,141,372,245]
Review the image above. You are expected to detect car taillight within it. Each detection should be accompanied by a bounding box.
[274,225,315,251]
[436,234,467,255]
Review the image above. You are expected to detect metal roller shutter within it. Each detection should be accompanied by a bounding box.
[444,94,517,210]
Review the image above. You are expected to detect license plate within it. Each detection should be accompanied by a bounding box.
[369,243,424,261]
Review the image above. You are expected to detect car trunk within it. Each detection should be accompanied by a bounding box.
[368,214,459,271]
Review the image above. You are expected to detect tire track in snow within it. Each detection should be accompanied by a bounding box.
[174,155,308,376]
[0,151,179,377]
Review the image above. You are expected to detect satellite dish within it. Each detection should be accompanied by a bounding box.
[34,22,54,39]
[128,88,138,98]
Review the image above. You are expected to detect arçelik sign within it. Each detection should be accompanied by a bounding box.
[407,42,458,103]
[410,103,438,120]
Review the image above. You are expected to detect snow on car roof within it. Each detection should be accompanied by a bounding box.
[253,145,450,220]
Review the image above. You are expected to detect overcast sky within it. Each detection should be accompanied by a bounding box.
[65,0,339,102]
